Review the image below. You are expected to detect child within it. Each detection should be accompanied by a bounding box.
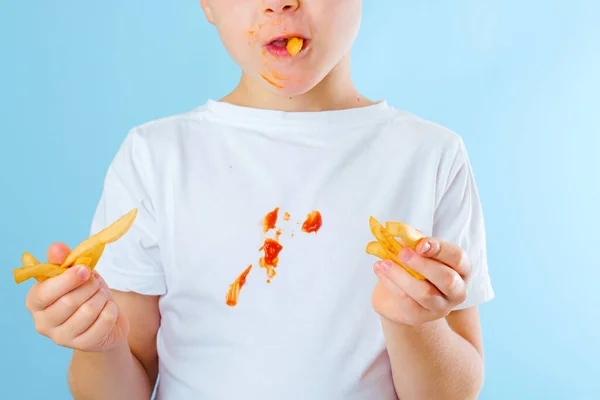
[25,1,494,399]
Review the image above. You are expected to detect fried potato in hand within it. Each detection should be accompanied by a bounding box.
[25,243,129,353]
[371,237,472,326]
[13,208,136,284]
[366,217,425,280]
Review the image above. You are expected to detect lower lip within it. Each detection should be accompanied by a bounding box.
[265,40,310,57]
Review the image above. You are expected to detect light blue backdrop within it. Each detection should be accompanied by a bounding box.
[1,1,598,399]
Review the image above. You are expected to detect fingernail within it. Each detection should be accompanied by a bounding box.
[77,266,90,280]
[93,271,104,282]
[382,261,392,271]
[399,248,413,262]
[374,262,382,273]
[420,240,431,255]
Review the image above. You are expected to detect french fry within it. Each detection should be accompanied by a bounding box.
[86,244,105,269]
[61,209,137,268]
[74,257,92,266]
[69,244,105,270]
[21,252,39,267]
[385,222,423,249]
[287,37,303,56]
[21,252,47,282]
[369,217,403,258]
[12,209,137,284]
[365,239,424,280]
[13,263,67,284]
[367,216,425,280]
[365,241,388,260]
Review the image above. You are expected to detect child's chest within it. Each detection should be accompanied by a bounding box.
[154,138,437,314]
[146,134,443,383]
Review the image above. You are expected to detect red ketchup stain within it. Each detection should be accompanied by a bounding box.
[226,264,253,307]
[302,210,322,234]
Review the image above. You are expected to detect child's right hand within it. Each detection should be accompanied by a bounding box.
[25,243,130,353]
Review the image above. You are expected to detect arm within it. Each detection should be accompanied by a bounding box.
[373,136,492,399]
[68,290,161,400]
[372,234,491,400]
[63,129,166,399]
[383,307,484,400]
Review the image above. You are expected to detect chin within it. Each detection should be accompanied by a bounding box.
[260,73,324,98]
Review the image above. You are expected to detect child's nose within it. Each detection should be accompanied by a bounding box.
[263,0,300,15]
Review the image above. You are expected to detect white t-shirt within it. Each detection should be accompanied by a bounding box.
[91,99,494,400]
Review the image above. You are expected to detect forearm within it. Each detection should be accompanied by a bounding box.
[68,342,155,400]
[382,317,483,400]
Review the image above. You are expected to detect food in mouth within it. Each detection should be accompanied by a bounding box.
[286,37,303,56]
[266,36,306,57]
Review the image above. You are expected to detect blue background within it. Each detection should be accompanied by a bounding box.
[1,1,598,399]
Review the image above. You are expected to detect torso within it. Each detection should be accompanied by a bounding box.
[128,100,461,399]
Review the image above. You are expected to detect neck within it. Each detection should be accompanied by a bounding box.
[219,53,374,112]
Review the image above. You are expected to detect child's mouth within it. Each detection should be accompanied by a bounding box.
[265,36,309,57]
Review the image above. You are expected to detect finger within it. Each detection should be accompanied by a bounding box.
[375,262,435,326]
[53,288,110,340]
[380,259,448,313]
[72,301,119,350]
[399,248,467,301]
[92,271,113,299]
[47,242,72,265]
[374,261,406,297]
[26,265,92,311]
[42,277,102,327]
[415,238,472,277]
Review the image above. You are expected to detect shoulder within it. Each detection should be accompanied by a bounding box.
[113,103,217,169]
[106,104,214,184]
[127,104,211,146]
[378,105,470,180]
[384,105,466,157]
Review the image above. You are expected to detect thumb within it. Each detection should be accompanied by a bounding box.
[47,242,71,265]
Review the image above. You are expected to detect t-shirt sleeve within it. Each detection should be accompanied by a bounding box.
[90,130,166,296]
[432,137,494,310]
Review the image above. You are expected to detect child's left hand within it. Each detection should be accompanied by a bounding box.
[372,238,472,326]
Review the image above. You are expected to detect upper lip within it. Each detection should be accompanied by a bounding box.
[265,33,309,45]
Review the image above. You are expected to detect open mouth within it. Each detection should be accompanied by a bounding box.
[265,35,309,57]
